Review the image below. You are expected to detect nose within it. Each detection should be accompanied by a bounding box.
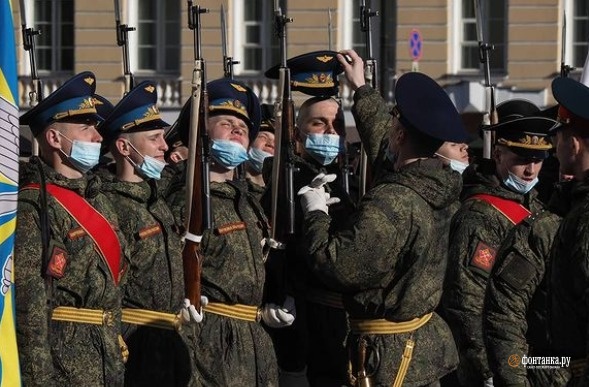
[324,123,337,135]
[159,137,169,152]
[90,126,103,142]
[524,161,540,176]
[231,126,246,137]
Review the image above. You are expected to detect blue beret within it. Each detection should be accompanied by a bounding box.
[391,72,469,143]
[265,50,344,97]
[552,77,589,132]
[20,71,102,136]
[99,80,169,143]
[207,78,261,141]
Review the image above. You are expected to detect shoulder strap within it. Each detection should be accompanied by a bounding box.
[22,183,122,285]
[469,193,532,225]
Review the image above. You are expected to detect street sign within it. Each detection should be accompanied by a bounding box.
[409,29,423,61]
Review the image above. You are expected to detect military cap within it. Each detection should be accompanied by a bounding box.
[207,78,261,141]
[92,94,114,124]
[390,72,469,143]
[99,80,169,143]
[260,103,275,133]
[552,77,589,132]
[265,50,344,97]
[20,71,102,136]
[492,116,558,159]
[496,99,540,122]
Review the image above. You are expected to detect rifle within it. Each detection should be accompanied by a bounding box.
[474,0,497,160]
[19,0,42,156]
[114,0,136,94]
[561,11,574,78]
[358,0,378,201]
[269,0,296,243]
[183,1,212,310]
[220,4,239,79]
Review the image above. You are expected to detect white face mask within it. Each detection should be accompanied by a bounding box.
[58,132,102,173]
[435,153,469,174]
[503,171,538,194]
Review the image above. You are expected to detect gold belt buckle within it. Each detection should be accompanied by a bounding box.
[102,310,114,327]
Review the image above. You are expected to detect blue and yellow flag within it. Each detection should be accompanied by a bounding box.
[0,0,21,386]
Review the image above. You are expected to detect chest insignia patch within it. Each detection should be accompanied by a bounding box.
[470,241,497,274]
[47,245,68,279]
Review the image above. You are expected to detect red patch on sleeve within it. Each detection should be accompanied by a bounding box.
[470,241,496,273]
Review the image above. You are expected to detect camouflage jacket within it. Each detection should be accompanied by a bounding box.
[161,161,188,230]
[186,179,278,386]
[441,162,545,384]
[484,182,572,387]
[303,158,462,386]
[549,176,589,385]
[15,157,127,387]
[99,172,193,385]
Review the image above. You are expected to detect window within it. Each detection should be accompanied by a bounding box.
[572,0,588,68]
[132,0,180,74]
[34,0,74,74]
[234,0,279,75]
[458,0,506,72]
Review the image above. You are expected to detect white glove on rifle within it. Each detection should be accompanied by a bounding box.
[180,296,209,323]
[297,173,340,215]
[261,296,296,328]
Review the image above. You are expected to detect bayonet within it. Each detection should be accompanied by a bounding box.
[328,8,333,51]
[561,11,574,77]
[221,4,239,79]
[114,0,136,94]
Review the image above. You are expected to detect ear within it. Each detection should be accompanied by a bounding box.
[571,135,583,158]
[45,127,62,149]
[169,151,182,163]
[115,137,131,157]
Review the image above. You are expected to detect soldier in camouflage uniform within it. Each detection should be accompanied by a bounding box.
[16,72,127,386]
[547,77,589,386]
[299,68,470,386]
[483,176,573,387]
[97,81,200,386]
[441,100,558,386]
[175,78,291,386]
[263,51,356,387]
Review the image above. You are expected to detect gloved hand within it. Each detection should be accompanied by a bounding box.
[180,296,209,323]
[261,296,296,328]
[297,173,340,215]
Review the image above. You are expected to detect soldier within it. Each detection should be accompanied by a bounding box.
[176,78,291,386]
[245,103,275,189]
[264,50,356,386]
[483,171,573,387]
[16,72,128,386]
[97,81,202,386]
[548,77,589,385]
[441,99,558,386]
[299,70,470,386]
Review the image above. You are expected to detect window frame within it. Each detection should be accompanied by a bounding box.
[565,0,589,70]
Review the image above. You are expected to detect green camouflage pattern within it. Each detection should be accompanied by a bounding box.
[441,162,545,385]
[183,180,278,386]
[15,157,127,386]
[303,158,462,386]
[549,177,589,386]
[484,182,572,387]
[99,170,193,386]
[161,162,188,231]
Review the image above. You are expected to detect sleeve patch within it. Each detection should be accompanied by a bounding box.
[496,252,537,291]
[469,241,497,274]
[46,243,68,279]
[136,224,162,240]
[215,221,246,235]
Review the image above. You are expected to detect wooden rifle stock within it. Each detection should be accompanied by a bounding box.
[183,2,211,309]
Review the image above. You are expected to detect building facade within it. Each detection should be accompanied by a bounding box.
[13,0,589,145]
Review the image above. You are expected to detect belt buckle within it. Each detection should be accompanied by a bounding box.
[103,310,114,327]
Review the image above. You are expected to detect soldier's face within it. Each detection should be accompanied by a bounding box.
[296,99,344,141]
[251,131,275,155]
[436,142,469,163]
[208,114,250,149]
[554,129,577,176]
[127,129,168,164]
[51,120,102,155]
[494,146,543,182]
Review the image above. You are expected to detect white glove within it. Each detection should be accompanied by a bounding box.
[261,296,296,328]
[483,377,494,387]
[180,296,209,323]
[297,173,341,215]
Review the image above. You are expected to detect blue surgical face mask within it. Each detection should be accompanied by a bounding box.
[503,171,538,194]
[59,133,101,173]
[248,146,272,173]
[127,142,167,180]
[304,133,342,166]
[211,139,249,170]
[435,153,469,175]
